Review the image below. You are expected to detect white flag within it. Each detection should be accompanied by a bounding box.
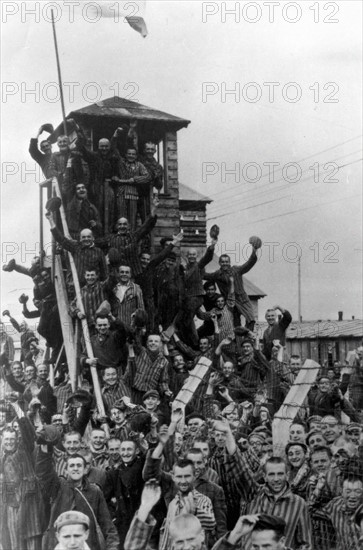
[81,1,148,37]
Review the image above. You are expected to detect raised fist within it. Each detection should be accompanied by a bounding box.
[19,294,29,304]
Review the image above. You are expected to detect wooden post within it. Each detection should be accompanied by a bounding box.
[52,178,106,415]
[272,359,320,455]
[51,10,67,135]
[173,357,211,411]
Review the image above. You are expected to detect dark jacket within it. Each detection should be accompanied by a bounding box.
[36,447,119,550]
[104,455,146,543]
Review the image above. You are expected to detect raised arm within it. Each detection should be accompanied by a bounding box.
[198,239,217,270]
[235,247,258,275]
[273,305,292,330]
[134,196,159,241]
[2,311,21,333]
[46,210,77,253]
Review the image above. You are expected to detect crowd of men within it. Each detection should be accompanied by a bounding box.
[0,120,363,550]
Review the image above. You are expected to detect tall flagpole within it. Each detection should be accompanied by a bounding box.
[51,9,67,135]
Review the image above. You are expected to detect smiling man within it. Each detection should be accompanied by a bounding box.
[81,314,130,373]
[124,334,171,404]
[320,476,363,550]
[104,438,146,548]
[109,264,145,326]
[101,366,130,413]
[144,427,216,550]
[47,210,107,284]
[242,457,312,550]
[29,124,53,177]
[65,183,102,239]
[38,451,119,550]
[112,146,151,230]
[48,134,84,205]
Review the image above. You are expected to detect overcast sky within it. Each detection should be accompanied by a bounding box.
[1,0,362,327]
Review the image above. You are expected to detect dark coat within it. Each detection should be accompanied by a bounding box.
[36,447,119,550]
[105,455,145,544]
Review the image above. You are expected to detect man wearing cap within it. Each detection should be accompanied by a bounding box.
[54,511,91,550]
[143,389,167,426]
[346,423,363,446]
[108,398,134,440]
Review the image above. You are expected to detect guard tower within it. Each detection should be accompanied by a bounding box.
[52,96,190,249]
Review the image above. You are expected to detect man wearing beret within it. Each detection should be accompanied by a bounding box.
[54,511,90,550]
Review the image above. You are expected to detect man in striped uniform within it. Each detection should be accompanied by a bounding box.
[47,210,107,284]
[107,264,145,326]
[112,146,151,230]
[70,269,106,334]
[124,335,171,404]
[242,456,312,550]
[101,366,130,413]
[143,427,216,550]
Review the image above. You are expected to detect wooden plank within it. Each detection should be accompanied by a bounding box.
[180,220,206,227]
[272,359,320,456]
[173,357,212,410]
[53,255,77,390]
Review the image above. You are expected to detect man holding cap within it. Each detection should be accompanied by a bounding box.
[54,511,90,550]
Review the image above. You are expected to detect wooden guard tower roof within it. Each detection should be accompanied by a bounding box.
[53,96,191,143]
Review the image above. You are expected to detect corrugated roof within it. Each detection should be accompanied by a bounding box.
[205,254,266,298]
[68,96,191,129]
[179,183,212,203]
[257,319,363,339]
